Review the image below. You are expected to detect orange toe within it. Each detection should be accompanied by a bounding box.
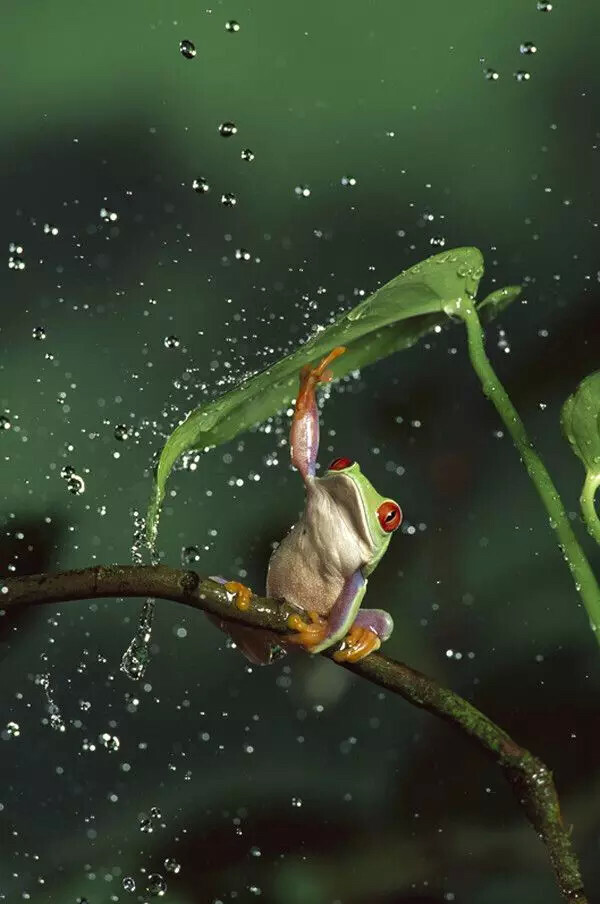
[285,610,328,649]
[333,626,381,663]
[223,581,253,611]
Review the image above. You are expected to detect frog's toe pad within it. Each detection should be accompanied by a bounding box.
[223,580,253,611]
[333,625,381,663]
[285,610,328,650]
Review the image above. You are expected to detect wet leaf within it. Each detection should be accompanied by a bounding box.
[478,285,522,323]
[146,247,517,544]
[561,371,600,476]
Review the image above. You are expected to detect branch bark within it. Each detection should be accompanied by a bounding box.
[0,564,588,904]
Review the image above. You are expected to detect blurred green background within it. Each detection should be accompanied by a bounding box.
[1,1,600,901]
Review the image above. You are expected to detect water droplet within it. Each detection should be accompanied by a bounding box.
[484,68,499,81]
[294,185,311,197]
[43,223,59,236]
[5,721,20,738]
[114,424,129,441]
[225,20,240,32]
[430,236,446,248]
[122,876,136,893]
[60,464,76,480]
[67,475,86,495]
[8,242,25,270]
[181,545,200,565]
[179,39,196,59]
[149,806,162,819]
[241,148,254,162]
[514,70,531,81]
[164,335,181,349]
[147,874,167,896]
[0,415,11,431]
[537,0,552,10]
[340,176,357,187]
[235,248,251,262]
[100,207,118,222]
[139,815,154,833]
[164,857,181,874]
[192,177,210,194]
[220,192,237,207]
[32,326,46,340]
[219,121,238,138]
[99,732,120,752]
[520,41,537,54]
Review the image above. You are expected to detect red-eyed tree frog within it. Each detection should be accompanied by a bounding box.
[215,346,402,664]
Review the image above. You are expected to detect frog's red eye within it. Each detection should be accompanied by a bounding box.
[377,501,402,533]
[329,457,354,471]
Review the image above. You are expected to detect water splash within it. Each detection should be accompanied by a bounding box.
[120,510,159,681]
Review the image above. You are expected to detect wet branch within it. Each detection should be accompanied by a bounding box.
[0,564,588,904]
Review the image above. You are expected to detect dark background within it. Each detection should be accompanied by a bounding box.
[1,1,599,901]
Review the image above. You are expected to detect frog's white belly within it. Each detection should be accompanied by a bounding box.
[266,475,373,615]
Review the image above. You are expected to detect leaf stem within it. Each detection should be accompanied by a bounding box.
[580,471,600,546]
[456,300,600,641]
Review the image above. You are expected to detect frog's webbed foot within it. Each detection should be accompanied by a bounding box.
[285,610,328,650]
[333,624,381,663]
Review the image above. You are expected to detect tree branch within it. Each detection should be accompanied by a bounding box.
[0,564,588,904]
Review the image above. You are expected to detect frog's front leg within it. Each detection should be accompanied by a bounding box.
[291,346,346,482]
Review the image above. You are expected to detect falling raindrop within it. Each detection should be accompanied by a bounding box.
[164,335,181,349]
[484,68,499,80]
[179,39,196,59]
[122,877,136,893]
[5,721,20,738]
[164,858,181,874]
[147,874,167,897]
[99,732,120,752]
[32,326,46,340]
[241,148,254,162]
[235,248,251,262]
[192,177,210,194]
[225,20,240,32]
[219,121,238,137]
[114,424,129,441]
[514,70,531,81]
[520,41,537,54]
[294,185,311,198]
[67,475,86,495]
[60,465,76,480]
[121,598,155,680]
[220,192,237,207]
[340,176,357,186]
[181,545,201,565]
[537,0,552,10]
[0,415,11,431]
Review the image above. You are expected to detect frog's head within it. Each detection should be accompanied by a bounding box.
[321,457,402,575]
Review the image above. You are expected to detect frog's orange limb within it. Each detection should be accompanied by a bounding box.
[333,625,381,663]
[285,610,328,649]
[295,346,346,415]
[223,581,253,611]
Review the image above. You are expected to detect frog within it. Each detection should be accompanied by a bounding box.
[215,346,402,664]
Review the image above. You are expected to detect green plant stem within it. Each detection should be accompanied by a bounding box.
[580,471,600,546]
[0,564,589,903]
[457,300,600,640]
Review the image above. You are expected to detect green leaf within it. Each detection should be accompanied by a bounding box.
[478,285,522,323]
[146,247,515,546]
[561,371,600,476]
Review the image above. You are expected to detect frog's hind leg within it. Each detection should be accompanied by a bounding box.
[332,608,394,663]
